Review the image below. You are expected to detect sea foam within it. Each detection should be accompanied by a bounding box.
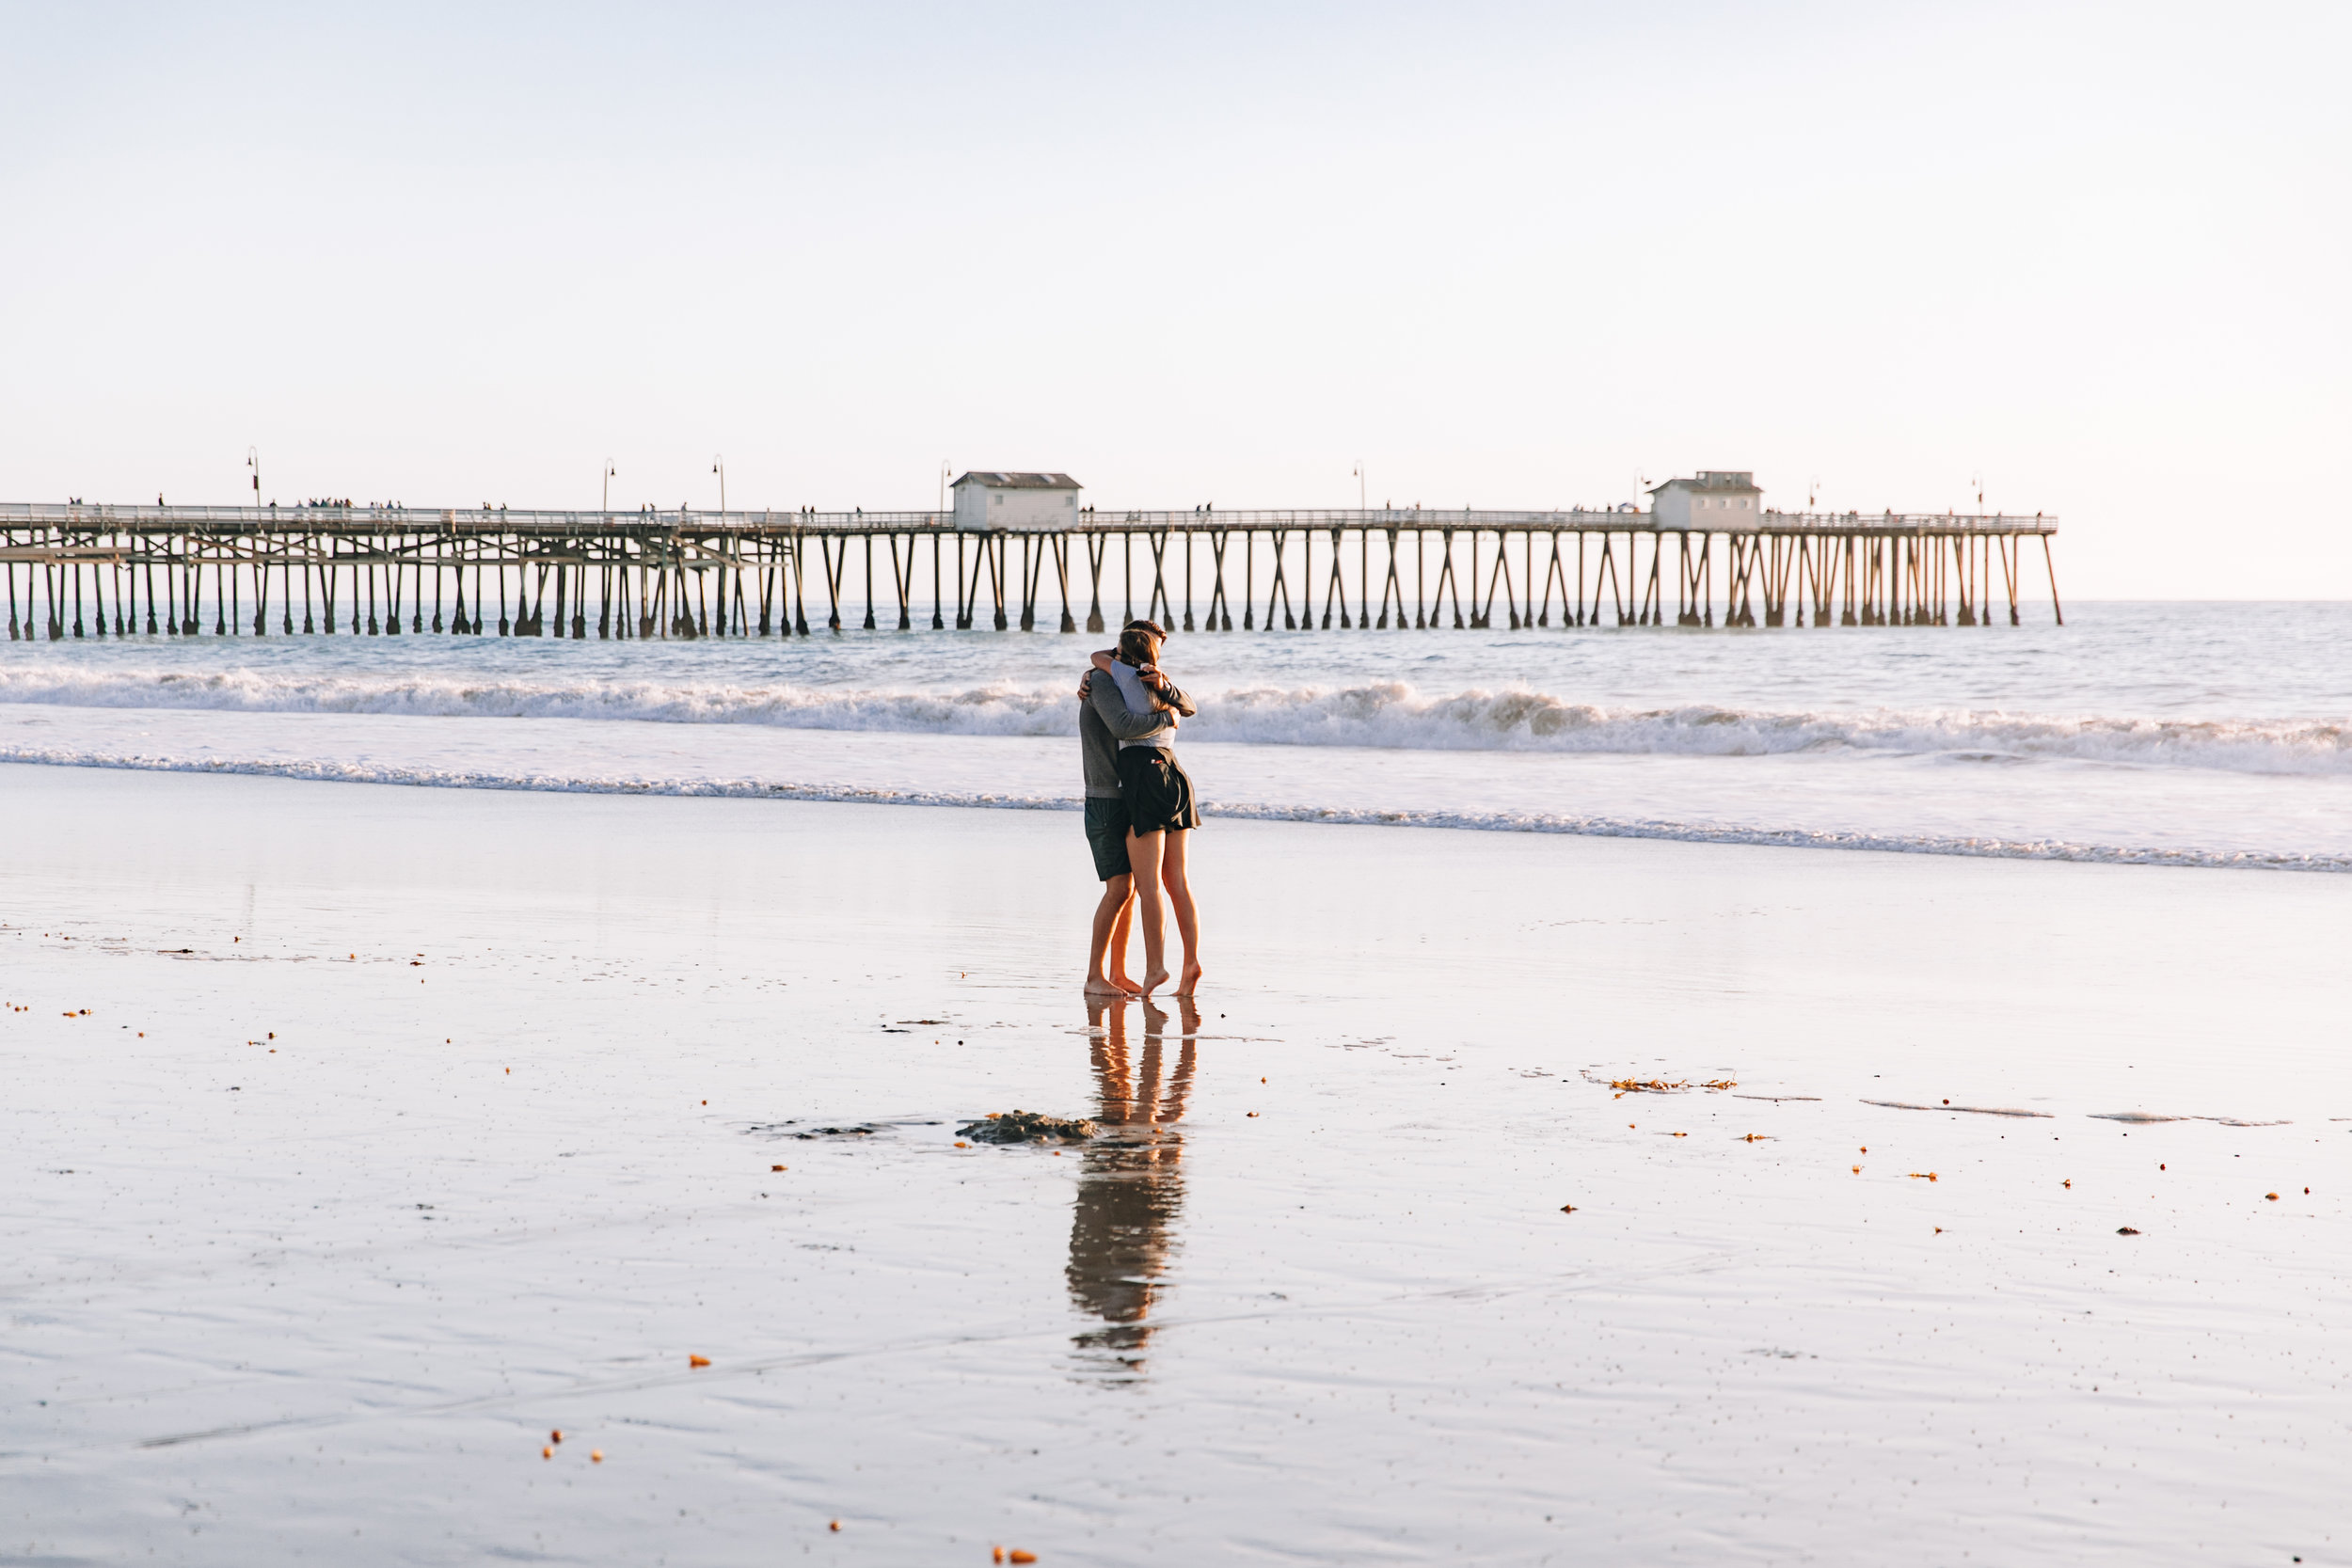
[1,741,2344,874]
[0,666,2343,776]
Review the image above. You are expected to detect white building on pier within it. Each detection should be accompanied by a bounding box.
[1649,470,1762,528]
[951,470,1082,531]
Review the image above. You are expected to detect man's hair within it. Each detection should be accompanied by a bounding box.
[1117,624,1162,665]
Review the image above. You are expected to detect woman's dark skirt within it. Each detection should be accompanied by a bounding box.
[1116,746,1201,835]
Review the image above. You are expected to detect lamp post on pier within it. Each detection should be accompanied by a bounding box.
[247,448,260,509]
[1352,461,1370,629]
[712,455,726,519]
[602,461,615,515]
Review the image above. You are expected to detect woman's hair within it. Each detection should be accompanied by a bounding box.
[1117,624,1162,665]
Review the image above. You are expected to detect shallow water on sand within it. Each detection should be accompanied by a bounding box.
[3,766,2346,1564]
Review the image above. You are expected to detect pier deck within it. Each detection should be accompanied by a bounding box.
[0,503,2060,640]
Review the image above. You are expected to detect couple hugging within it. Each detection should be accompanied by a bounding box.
[1078,619,1203,998]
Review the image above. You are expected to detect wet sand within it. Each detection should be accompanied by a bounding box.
[2,762,2345,1564]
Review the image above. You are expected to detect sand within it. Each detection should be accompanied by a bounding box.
[1,762,2345,1564]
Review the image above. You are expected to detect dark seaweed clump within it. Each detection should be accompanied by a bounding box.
[958,1111,1097,1144]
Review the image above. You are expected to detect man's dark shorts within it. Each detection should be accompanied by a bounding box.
[1117,747,1202,836]
[1085,797,1133,882]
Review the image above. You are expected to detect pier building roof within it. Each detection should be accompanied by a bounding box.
[952,471,1081,491]
[1648,471,1760,497]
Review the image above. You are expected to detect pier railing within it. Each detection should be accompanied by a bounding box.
[0,501,2058,536]
[0,502,2061,640]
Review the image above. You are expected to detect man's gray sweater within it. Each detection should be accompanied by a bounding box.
[1080,670,1192,798]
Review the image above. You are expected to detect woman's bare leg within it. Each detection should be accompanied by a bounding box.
[1125,827,1170,994]
[1163,829,1203,995]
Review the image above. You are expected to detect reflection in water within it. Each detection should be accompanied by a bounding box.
[1067,995,1199,1378]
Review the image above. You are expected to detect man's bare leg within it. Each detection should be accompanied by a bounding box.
[1126,828,1170,995]
[1105,887,1142,994]
[1164,829,1204,995]
[1085,873,1136,995]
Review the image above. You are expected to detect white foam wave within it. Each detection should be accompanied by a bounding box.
[1201,686,2352,775]
[0,666,2344,775]
[2,743,2344,873]
[0,666,1083,736]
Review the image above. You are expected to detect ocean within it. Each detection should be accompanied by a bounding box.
[3,600,2343,869]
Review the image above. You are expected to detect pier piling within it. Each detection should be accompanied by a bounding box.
[0,503,2061,646]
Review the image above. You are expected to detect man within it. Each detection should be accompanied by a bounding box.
[1078,620,1194,995]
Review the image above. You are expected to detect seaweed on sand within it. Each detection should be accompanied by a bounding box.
[958,1110,1098,1144]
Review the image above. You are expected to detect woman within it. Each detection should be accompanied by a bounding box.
[1093,621,1203,997]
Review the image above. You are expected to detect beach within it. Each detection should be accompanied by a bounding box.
[5,761,2344,1564]
[9,0,2347,1554]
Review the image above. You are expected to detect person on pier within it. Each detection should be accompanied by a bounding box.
[1081,621,1203,997]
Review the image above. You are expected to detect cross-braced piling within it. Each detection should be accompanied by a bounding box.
[0,503,2061,641]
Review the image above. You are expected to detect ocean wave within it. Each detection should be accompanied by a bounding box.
[0,666,2345,775]
[0,743,2344,873]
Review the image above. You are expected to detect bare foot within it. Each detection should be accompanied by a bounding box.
[1107,970,1144,996]
[1175,961,1204,996]
[1139,965,1170,996]
[1083,974,1124,996]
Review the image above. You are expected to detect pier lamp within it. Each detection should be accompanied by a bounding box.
[246,448,260,510]
[713,455,725,518]
[603,461,615,515]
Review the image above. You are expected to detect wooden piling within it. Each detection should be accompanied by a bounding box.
[0,502,2059,645]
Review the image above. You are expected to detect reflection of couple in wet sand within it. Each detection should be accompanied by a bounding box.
[1078,619,1203,997]
[1068,992,1199,1370]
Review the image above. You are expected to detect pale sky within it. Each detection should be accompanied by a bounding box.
[3,1,2344,595]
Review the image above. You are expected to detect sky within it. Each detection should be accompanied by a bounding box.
[1,1,2344,595]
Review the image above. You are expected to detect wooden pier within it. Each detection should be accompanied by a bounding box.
[0,502,2061,641]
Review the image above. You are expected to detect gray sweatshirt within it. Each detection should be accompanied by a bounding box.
[1080,667,1192,798]
[1105,660,1175,751]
